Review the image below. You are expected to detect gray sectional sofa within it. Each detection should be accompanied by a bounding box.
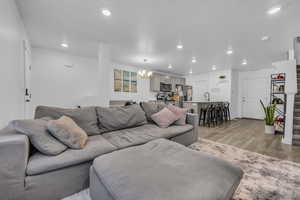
[0,104,199,200]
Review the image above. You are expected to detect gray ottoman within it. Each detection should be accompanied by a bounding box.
[90,139,243,200]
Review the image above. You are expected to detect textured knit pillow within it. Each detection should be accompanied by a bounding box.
[167,104,188,125]
[151,107,179,128]
[47,116,88,149]
[10,118,67,156]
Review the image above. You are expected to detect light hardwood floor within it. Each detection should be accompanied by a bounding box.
[199,119,300,163]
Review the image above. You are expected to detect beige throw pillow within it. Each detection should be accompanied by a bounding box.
[47,116,88,149]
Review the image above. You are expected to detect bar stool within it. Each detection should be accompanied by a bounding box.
[204,104,215,127]
[199,104,209,126]
[223,102,231,121]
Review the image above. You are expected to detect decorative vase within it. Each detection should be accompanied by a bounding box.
[265,125,275,134]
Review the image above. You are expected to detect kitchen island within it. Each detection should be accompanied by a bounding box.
[183,101,226,113]
[149,100,180,107]
[183,101,231,127]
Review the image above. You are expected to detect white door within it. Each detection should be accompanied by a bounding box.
[242,77,268,119]
[23,40,32,118]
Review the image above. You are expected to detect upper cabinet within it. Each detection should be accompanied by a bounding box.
[150,73,161,92]
[150,73,186,92]
[161,75,172,84]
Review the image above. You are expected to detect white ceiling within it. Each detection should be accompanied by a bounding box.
[16,0,300,75]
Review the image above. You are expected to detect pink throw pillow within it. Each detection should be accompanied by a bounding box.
[151,107,179,128]
[167,104,188,125]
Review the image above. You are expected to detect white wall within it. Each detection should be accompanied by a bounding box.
[230,70,239,119]
[30,47,157,116]
[186,68,279,120]
[109,64,156,102]
[30,48,99,116]
[186,70,232,102]
[0,0,29,127]
[186,69,238,118]
[97,43,112,107]
[295,37,300,65]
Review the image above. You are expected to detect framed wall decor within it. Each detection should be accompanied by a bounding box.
[113,69,138,93]
[130,72,137,93]
[114,69,122,92]
[123,71,130,92]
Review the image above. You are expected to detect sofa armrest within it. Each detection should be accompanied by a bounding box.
[186,113,199,140]
[186,113,199,127]
[0,135,29,199]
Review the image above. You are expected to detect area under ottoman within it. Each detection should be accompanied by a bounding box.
[90,139,243,200]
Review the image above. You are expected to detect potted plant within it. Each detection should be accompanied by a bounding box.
[260,100,276,134]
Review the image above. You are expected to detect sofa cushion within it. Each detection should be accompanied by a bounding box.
[35,106,100,136]
[26,135,117,176]
[92,139,243,200]
[102,123,193,149]
[140,102,166,122]
[10,118,67,156]
[47,116,88,149]
[96,104,147,133]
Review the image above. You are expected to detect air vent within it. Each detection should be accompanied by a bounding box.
[64,64,73,68]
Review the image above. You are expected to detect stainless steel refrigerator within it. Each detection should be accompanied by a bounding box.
[176,85,193,106]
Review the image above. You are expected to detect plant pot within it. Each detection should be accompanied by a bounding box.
[265,125,275,134]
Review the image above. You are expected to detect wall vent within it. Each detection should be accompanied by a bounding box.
[64,64,73,68]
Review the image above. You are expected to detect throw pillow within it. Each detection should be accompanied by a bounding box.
[34,106,100,136]
[151,107,179,128]
[10,118,67,156]
[140,102,166,122]
[47,116,88,149]
[167,104,188,125]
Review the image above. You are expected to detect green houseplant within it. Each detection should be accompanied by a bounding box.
[260,100,276,134]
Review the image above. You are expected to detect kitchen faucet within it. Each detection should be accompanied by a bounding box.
[204,92,210,102]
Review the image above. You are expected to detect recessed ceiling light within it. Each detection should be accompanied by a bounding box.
[61,43,69,48]
[267,6,281,15]
[189,70,193,74]
[212,65,217,71]
[226,48,233,55]
[168,64,173,69]
[177,44,183,50]
[192,57,197,63]
[102,9,111,16]
[261,36,270,41]
[242,59,247,65]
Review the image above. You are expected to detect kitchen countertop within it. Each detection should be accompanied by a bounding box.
[183,101,226,103]
[150,100,178,102]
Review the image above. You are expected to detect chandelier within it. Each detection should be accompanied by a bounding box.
[138,70,153,78]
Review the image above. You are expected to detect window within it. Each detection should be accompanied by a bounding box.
[131,72,137,93]
[114,69,137,93]
[114,69,122,92]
